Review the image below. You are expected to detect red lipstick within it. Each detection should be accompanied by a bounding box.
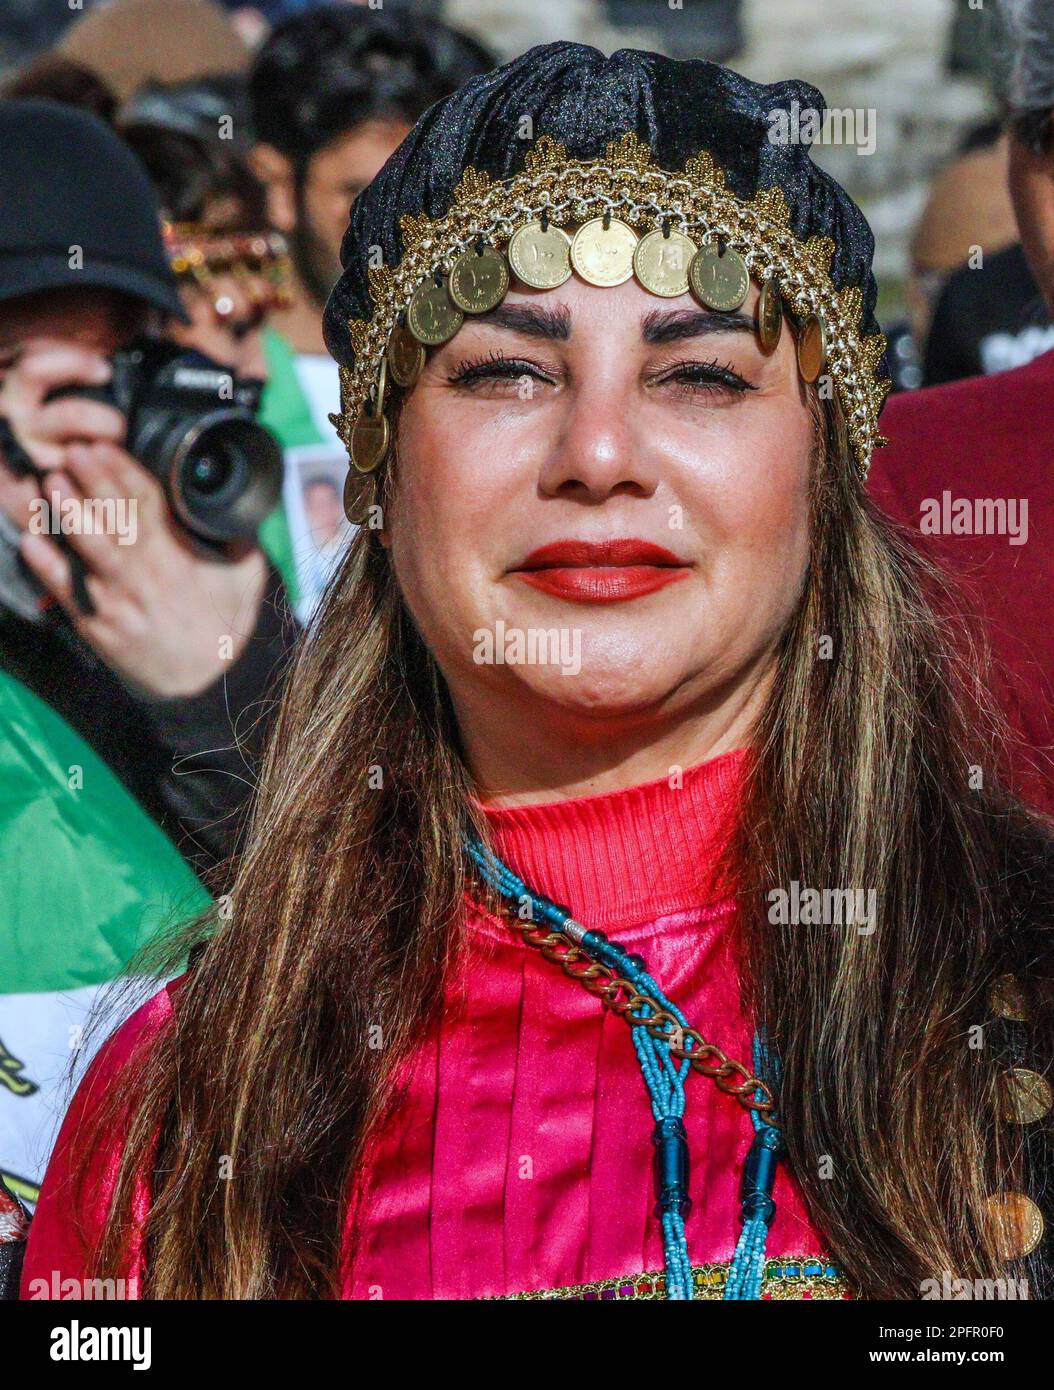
[511,538,691,604]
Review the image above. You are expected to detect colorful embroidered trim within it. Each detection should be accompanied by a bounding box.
[492,1256,852,1301]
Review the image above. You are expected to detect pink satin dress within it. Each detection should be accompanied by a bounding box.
[23,750,844,1299]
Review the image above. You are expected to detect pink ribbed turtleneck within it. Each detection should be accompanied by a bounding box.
[23,748,829,1301]
[476,746,746,931]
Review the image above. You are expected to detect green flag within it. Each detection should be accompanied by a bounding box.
[0,669,210,1196]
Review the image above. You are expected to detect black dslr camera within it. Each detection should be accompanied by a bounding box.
[51,336,283,545]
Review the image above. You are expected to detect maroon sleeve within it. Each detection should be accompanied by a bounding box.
[868,354,1054,814]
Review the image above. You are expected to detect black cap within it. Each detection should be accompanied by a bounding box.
[0,99,185,320]
[327,42,881,362]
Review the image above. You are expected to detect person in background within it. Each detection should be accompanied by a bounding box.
[120,76,286,384]
[0,90,298,856]
[906,123,1021,368]
[0,101,295,1204]
[119,75,302,601]
[302,475,344,553]
[297,471,350,603]
[7,60,306,606]
[869,0,1054,815]
[917,125,1053,384]
[248,5,494,451]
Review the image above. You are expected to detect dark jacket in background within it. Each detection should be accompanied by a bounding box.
[0,564,297,883]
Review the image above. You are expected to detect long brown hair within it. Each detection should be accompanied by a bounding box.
[85,397,1052,1298]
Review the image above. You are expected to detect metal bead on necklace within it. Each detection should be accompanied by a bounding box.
[466,834,790,1301]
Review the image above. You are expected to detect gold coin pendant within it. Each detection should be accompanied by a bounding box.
[407,277,464,345]
[757,278,783,353]
[344,469,376,526]
[350,409,389,474]
[1000,1068,1054,1125]
[387,324,426,387]
[508,222,572,289]
[633,228,697,298]
[689,241,750,312]
[986,1192,1045,1260]
[797,312,827,383]
[989,973,1030,1023]
[570,217,639,288]
[448,247,510,314]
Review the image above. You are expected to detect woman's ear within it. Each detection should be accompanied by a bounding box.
[251,144,297,235]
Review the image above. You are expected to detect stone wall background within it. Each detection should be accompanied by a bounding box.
[443,0,1000,319]
[736,0,993,313]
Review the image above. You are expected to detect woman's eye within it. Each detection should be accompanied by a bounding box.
[447,353,555,393]
[652,359,756,397]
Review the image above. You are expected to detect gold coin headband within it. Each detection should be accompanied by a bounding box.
[335,133,890,521]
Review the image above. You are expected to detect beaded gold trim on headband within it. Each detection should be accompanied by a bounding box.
[336,132,890,480]
[487,1255,852,1301]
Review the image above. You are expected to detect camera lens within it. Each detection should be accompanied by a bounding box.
[169,413,283,543]
[179,424,248,507]
[187,448,236,496]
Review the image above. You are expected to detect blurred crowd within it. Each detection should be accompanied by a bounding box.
[0,0,1052,1258]
[0,0,500,1217]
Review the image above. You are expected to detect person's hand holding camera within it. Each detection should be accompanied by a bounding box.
[0,338,268,699]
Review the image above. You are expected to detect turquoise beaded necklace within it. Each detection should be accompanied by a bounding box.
[467,833,785,1301]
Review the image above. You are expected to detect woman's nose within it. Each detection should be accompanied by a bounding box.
[538,379,659,502]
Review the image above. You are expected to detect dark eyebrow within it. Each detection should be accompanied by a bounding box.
[641,308,755,344]
[467,302,752,345]
[472,302,572,340]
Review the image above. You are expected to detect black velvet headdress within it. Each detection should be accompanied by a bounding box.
[324,42,889,479]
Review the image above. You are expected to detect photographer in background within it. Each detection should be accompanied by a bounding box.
[0,99,296,875]
[0,98,297,1205]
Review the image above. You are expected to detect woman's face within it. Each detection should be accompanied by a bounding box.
[388,272,813,737]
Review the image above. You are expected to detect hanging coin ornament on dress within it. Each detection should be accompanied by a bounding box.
[689,239,749,312]
[999,1068,1054,1125]
[407,275,464,345]
[757,277,783,353]
[985,1191,1045,1260]
[633,227,697,298]
[387,322,426,387]
[989,974,1030,1022]
[797,312,827,383]
[448,244,510,314]
[570,216,639,287]
[508,220,573,289]
[344,468,375,525]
